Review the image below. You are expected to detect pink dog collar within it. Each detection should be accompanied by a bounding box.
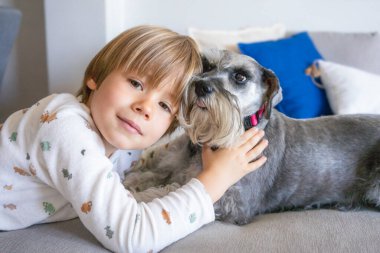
[243,103,266,130]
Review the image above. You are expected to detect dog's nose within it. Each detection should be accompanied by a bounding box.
[194,80,213,97]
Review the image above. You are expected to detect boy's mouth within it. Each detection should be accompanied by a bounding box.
[117,116,143,135]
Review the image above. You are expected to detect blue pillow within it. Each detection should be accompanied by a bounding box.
[238,32,332,118]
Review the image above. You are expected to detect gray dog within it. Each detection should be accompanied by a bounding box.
[124,49,380,225]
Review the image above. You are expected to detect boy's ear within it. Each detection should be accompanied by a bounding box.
[86,78,97,90]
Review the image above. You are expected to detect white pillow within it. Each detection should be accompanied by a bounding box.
[188,24,286,52]
[315,60,380,115]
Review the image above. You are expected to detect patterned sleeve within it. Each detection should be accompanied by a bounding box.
[36,102,215,253]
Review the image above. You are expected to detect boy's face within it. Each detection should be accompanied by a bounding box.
[86,70,178,156]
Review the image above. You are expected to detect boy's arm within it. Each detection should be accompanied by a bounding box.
[131,183,182,203]
[40,111,214,253]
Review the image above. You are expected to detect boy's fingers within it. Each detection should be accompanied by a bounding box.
[241,129,265,153]
[237,127,258,146]
[247,155,267,172]
[247,139,268,161]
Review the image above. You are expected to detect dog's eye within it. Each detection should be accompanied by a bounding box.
[234,73,247,83]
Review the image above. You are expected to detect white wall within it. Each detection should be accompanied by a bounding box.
[44,0,128,94]
[123,0,380,34]
[44,0,106,94]
[1,0,380,121]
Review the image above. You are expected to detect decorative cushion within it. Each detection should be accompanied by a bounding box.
[188,24,286,52]
[312,60,380,115]
[238,32,332,119]
[309,32,380,75]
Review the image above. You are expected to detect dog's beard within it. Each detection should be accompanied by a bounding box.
[179,89,243,148]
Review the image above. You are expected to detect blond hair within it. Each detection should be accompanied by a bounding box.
[78,25,202,134]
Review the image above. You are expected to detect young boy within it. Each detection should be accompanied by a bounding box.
[0,25,267,252]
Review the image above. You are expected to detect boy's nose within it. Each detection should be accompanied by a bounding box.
[133,102,152,120]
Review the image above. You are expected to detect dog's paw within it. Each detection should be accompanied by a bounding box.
[123,172,142,192]
[123,170,165,192]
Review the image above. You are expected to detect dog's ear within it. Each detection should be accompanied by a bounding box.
[200,50,218,73]
[200,55,210,73]
[262,68,282,119]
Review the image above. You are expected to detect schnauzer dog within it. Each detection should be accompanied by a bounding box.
[124,49,380,225]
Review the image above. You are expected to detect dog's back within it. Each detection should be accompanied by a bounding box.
[242,111,380,216]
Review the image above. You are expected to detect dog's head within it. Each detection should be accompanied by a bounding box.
[179,49,282,148]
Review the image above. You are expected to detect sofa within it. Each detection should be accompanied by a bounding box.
[1,29,380,252]
[0,7,21,89]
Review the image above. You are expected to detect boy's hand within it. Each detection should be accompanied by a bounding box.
[197,128,268,203]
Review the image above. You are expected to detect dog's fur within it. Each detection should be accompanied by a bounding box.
[124,49,380,225]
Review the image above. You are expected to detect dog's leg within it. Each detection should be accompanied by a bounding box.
[123,150,178,193]
[365,183,380,209]
[124,170,168,192]
[348,142,380,210]
[123,146,174,192]
[363,145,380,209]
[124,134,196,192]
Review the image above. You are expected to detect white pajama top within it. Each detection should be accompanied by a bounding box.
[0,93,215,253]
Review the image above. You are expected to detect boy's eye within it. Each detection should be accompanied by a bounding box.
[129,79,143,90]
[159,102,172,113]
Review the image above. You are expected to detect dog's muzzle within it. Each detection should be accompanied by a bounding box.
[194,80,213,97]
[193,79,267,129]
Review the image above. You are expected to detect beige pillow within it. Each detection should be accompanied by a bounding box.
[313,60,380,115]
[188,24,286,52]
